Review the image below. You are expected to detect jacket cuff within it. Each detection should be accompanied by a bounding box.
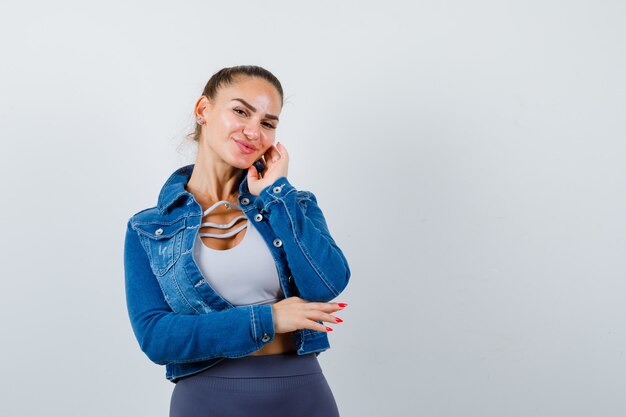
[250,304,275,346]
[258,176,297,204]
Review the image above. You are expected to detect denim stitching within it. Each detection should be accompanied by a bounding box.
[278,198,338,298]
[181,261,211,312]
[160,191,190,213]
[128,169,338,377]
[158,165,193,212]
[164,346,260,364]
[133,217,186,239]
[263,199,279,213]
[133,216,186,226]
[272,187,296,201]
[173,265,201,314]
[250,305,258,349]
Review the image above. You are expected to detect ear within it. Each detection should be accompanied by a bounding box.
[194,95,213,121]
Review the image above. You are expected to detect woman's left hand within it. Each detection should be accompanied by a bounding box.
[247,141,289,196]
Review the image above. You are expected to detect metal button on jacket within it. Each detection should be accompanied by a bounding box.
[254,213,263,222]
[272,186,282,193]
[155,228,163,236]
[125,163,350,384]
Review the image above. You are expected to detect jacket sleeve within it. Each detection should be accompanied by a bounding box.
[123,220,275,366]
[256,177,351,302]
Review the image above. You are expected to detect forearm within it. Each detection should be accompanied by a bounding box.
[130,303,274,366]
[124,221,275,365]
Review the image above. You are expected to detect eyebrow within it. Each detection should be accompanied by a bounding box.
[231,98,280,122]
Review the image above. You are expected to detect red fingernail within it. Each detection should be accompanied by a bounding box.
[337,303,348,308]
[326,326,333,332]
[335,317,343,323]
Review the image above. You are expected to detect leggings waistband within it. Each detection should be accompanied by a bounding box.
[192,352,322,379]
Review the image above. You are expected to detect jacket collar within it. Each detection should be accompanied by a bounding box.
[157,164,251,214]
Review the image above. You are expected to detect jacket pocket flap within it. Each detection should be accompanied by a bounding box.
[133,217,186,239]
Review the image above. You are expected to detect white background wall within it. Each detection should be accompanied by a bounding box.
[1,1,625,416]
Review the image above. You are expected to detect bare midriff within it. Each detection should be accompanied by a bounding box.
[250,332,297,355]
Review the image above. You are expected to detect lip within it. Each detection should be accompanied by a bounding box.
[233,139,257,154]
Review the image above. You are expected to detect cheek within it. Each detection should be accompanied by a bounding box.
[260,138,275,151]
[262,131,276,143]
[219,112,241,132]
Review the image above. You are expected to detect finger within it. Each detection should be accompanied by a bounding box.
[276,141,288,157]
[307,302,344,313]
[304,319,332,333]
[247,164,259,181]
[309,311,343,324]
[263,145,274,160]
[260,148,277,171]
[266,144,282,164]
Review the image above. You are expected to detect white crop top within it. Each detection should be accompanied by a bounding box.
[192,199,284,306]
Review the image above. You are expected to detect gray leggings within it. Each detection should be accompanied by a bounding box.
[169,352,340,417]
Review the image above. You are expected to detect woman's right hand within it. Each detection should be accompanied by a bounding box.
[271,296,346,334]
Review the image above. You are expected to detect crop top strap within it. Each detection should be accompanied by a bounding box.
[198,200,248,239]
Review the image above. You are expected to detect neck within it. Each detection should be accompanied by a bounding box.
[185,148,246,204]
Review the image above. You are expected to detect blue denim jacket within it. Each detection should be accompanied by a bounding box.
[123,164,351,383]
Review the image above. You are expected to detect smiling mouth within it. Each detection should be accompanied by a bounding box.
[233,139,256,151]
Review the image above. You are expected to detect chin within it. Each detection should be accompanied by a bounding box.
[227,154,256,170]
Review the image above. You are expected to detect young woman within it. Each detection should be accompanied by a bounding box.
[123,65,351,417]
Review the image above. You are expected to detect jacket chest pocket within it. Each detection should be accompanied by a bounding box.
[134,217,186,276]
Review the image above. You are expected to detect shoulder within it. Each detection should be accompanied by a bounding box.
[127,205,191,241]
[296,189,318,205]
[296,189,314,199]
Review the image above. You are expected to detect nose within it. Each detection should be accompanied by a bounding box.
[242,122,261,141]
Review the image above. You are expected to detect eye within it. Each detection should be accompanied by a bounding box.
[235,108,276,129]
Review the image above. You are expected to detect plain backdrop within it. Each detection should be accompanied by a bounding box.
[1,1,625,416]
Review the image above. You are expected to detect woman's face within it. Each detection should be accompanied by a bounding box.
[196,76,282,170]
